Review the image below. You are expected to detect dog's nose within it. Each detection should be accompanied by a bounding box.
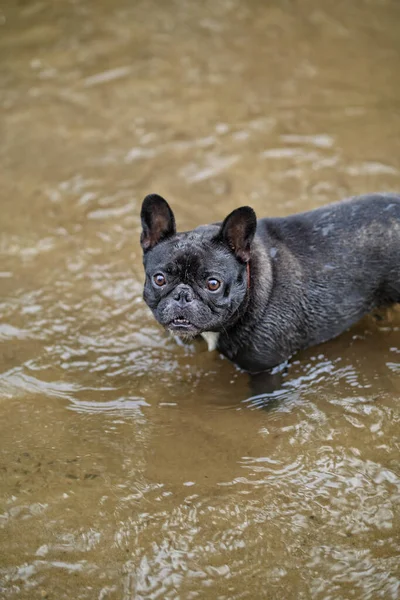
[173,285,194,305]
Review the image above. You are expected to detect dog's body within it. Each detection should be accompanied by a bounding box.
[140,193,400,373]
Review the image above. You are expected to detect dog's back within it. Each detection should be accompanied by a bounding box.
[262,193,400,304]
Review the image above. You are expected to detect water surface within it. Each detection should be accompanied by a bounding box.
[1,0,400,598]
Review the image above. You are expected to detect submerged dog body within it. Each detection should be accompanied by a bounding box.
[140,193,400,373]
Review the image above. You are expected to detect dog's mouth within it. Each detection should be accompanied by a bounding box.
[167,317,199,335]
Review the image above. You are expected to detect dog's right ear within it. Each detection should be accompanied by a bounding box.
[140,194,176,251]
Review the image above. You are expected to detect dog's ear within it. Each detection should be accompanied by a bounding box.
[217,206,257,262]
[140,194,176,251]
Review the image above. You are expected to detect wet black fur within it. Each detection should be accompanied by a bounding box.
[140,193,400,373]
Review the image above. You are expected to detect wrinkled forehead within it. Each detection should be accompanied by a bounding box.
[144,230,232,276]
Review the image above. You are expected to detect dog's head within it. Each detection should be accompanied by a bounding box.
[140,194,257,337]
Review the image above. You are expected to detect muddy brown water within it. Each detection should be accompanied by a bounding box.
[1,0,400,598]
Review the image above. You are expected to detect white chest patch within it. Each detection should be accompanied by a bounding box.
[201,331,220,352]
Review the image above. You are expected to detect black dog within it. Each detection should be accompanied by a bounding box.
[140,193,400,373]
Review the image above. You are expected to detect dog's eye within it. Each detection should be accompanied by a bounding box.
[153,273,166,287]
[207,278,221,292]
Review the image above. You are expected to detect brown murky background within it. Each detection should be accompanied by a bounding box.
[1,0,400,598]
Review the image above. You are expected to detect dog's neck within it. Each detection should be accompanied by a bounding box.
[201,331,220,352]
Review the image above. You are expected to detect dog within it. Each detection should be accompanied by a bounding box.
[140,193,400,373]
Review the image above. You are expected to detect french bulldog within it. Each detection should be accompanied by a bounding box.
[140,193,400,373]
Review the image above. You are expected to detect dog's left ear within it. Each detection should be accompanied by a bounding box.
[140,194,176,251]
[217,206,257,262]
